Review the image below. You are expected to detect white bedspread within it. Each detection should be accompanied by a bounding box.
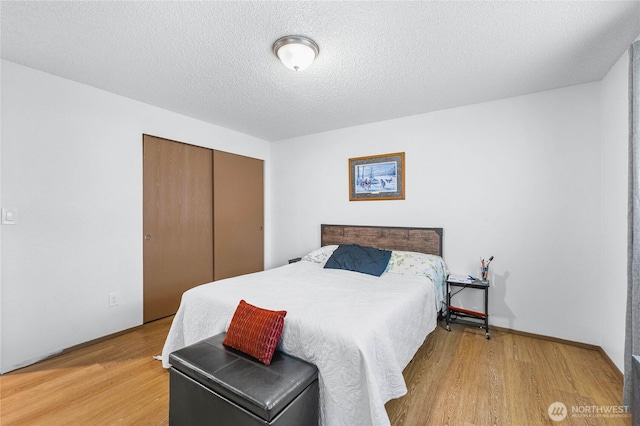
[161,260,438,426]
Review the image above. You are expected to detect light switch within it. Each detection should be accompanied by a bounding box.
[2,209,17,225]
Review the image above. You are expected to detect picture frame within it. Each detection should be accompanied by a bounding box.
[349,152,405,201]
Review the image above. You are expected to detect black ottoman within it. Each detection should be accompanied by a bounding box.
[169,333,319,426]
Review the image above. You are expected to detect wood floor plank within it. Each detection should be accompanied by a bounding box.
[386,325,629,426]
[0,317,629,425]
[0,317,172,426]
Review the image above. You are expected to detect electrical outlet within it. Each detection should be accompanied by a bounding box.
[2,209,17,225]
[109,292,120,307]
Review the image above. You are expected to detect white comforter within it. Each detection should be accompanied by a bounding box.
[161,260,438,426]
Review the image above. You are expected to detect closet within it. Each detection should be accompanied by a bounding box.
[213,150,264,280]
[142,135,264,323]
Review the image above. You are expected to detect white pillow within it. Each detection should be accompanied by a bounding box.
[301,245,338,265]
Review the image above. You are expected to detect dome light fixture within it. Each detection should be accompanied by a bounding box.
[273,35,319,71]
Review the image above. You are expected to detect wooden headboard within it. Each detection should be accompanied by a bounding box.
[321,224,443,257]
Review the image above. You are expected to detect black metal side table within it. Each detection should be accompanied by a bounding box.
[445,277,490,339]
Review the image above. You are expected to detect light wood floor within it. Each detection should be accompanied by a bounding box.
[0,317,629,425]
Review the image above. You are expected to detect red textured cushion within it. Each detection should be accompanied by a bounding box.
[222,300,287,365]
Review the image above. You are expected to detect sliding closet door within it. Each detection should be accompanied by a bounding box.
[213,150,264,280]
[143,135,214,323]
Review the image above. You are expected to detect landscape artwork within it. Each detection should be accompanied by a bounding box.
[349,152,405,201]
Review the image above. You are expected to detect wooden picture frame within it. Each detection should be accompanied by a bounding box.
[349,152,405,201]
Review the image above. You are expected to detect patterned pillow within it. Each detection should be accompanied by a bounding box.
[301,245,338,264]
[386,251,449,309]
[386,250,447,278]
[223,300,287,365]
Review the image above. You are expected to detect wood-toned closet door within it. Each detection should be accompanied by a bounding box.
[143,135,214,322]
[213,151,264,280]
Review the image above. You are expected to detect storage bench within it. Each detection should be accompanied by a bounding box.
[169,333,319,426]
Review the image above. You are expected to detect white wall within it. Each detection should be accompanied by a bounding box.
[0,60,271,373]
[0,58,4,372]
[600,47,631,371]
[271,83,604,345]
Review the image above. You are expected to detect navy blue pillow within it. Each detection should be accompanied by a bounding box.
[324,244,392,277]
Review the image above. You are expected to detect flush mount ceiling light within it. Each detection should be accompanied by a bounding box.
[273,35,319,71]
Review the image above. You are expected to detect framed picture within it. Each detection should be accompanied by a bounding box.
[349,152,405,201]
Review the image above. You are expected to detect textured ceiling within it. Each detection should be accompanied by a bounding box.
[2,1,639,142]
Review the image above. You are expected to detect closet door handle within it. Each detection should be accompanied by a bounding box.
[144,234,152,241]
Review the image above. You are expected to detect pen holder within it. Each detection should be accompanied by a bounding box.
[480,256,493,282]
[481,265,489,281]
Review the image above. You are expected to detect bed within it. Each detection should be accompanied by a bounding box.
[161,224,446,426]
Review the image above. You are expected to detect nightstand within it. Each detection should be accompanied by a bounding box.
[445,277,490,339]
